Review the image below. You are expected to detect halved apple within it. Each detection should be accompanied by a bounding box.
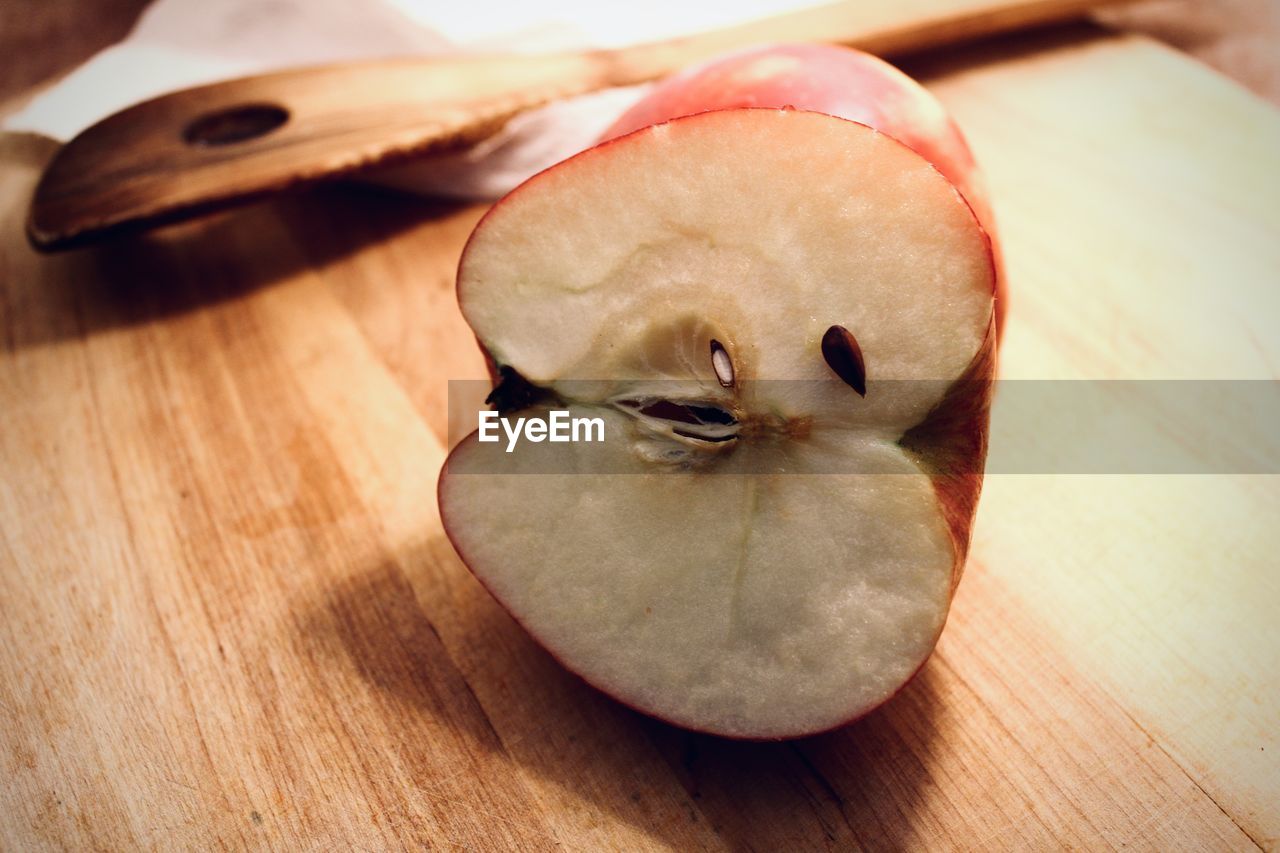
[439,103,996,739]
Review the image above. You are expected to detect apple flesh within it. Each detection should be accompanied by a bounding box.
[439,100,996,738]
[605,43,1004,334]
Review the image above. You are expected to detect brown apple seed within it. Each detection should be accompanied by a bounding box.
[821,325,867,397]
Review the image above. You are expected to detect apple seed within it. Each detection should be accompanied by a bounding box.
[710,339,734,388]
[821,325,867,397]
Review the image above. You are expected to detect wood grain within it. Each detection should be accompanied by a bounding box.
[26,0,1140,251]
[2,25,1277,850]
[917,28,1280,845]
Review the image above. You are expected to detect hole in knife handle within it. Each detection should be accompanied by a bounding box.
[183,104,290,147]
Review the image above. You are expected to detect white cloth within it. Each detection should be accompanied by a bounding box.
[5,0,818,198]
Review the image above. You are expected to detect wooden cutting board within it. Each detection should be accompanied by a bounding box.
[2,24,1277,849]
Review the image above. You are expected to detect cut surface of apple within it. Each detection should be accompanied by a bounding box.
[603,42,1005,336]
[440,108,995,739]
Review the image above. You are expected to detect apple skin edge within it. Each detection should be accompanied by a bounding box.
[603,43,1005,338]
[442,45,1001,740]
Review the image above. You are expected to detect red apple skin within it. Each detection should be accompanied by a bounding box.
[603,43,1005,336]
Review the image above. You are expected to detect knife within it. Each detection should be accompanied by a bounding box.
[26,0,1133,251]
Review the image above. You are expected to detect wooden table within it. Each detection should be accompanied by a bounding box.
[2,24,1277,849]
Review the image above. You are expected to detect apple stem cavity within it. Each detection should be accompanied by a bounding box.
[821,325,867,397]
[710,339,735,388]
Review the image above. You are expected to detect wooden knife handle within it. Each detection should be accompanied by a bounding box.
[27,0,1133,251]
